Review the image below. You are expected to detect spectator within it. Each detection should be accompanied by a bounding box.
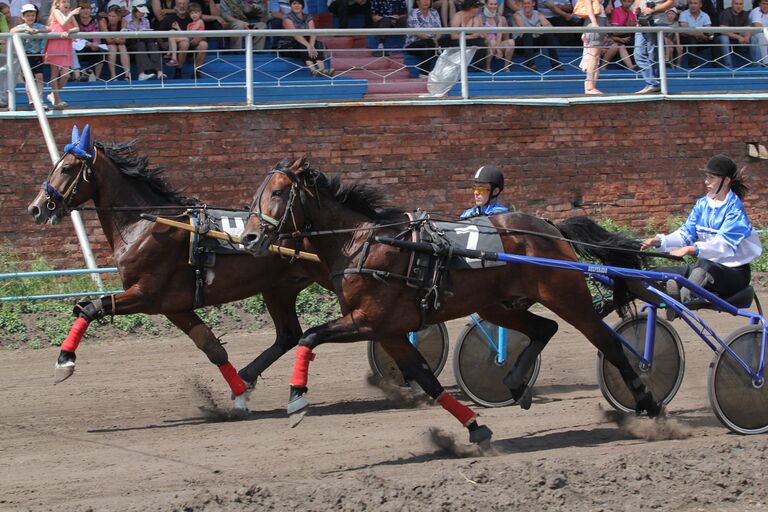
[603,0,635,70]
[268,0,305,30]
[716,0,750,67]
[0,2,9,108]
[10,0,41,21]
[278,0,334,76]
[161,0,208,78]
[663,7,682,67]
[439,0,487,70]
[219,0,266,50]
[537,0,582,46]
[433,0,453,26]
[74,0,104,80]
[100,3,130,79]
[404,0,441,75]
[196,0,225,30]
[679,0,714,67]
[44,0,80,106]
[479,0,515,70]
[700,0,720,26]
[578,0,606,94]
[749,0,768,65]
[124,0,164,79]
[513,0,561,71]
[105,0,129,15]
[633,0,674,93]
[370,0,407,53]
[10,4,48,106]
[150,0,174,26]
[327,0,371,28]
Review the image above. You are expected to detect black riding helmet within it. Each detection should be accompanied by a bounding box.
[704,154,737,195]
[472,165,504,203]
[704,154,737,179]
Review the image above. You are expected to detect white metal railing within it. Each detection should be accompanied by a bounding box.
[2,24,768,110]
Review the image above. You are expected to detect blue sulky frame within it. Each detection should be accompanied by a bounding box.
[493,252,766,388]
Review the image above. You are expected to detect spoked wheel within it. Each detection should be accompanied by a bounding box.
[453,319,541,408]
[367,323,450,386]
[708,325,768,434]
[597,314,685,413]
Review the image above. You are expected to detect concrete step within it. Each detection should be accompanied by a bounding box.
[320,35,368,50]
[331,55,405,71]
[337,68,412,81]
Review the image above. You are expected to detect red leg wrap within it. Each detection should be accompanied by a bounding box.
[289,346,315,387]
[219,362,248,396]
[438,392,476,427]
[60,317,89,353]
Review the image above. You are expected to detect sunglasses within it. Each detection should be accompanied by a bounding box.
[472,185,491,193]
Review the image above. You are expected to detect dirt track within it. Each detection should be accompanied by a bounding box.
[1,308,767,511]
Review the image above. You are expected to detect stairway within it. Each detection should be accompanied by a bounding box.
[321,36,429,99]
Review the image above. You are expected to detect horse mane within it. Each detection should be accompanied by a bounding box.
[95,140,199,206]
[280,159,404,223]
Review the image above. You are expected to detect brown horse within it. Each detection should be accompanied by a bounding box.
[27,125,329,410]
[240,157,662,445]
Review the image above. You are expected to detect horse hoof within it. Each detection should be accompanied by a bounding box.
[636,398,663,418]
[469,424,493,447]
[231,381,255,409]
[516,386,533,410]
[53,361,75,384]
[287,388,309,428]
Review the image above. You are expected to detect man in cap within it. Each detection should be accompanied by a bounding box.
[460,165,510,219]
[642,154,762,313]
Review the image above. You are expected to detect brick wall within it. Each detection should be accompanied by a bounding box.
[3,101,767,267]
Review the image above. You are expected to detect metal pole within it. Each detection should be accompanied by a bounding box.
[12,34,104,290]
[459,31,468,100]
[6,36,15,112]
[657,30,667,95]
[245,34,253,106]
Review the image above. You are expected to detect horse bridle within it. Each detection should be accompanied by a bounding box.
[249,166,316,237]
[40,149,96,214]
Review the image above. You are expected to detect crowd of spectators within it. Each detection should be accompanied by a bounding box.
[3,0,768,106]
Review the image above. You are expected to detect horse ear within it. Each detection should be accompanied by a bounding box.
[79,124,92,153]
[71,125,80,145]
[290,155,308,174]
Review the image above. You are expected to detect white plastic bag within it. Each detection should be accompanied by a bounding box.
[425,47,477,98]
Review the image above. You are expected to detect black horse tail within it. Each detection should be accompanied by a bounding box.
[555,216,647,316]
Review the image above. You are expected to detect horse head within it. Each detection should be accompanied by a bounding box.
[28,124,97,225]
[242,156,312,257]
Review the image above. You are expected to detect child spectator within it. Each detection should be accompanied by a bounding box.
[10,4,48,106]
[99,3,130,79]
[161,0,207,78]
[124,0,164,79]
[664,7,682,67]
[604,0,636,70]
[74,0,104,80]
[44,0,80,107]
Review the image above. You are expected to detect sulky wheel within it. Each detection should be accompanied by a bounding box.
[367,322,449,386]
[708,325,768,434]
[453,319,541,408]
[597,314,685,413]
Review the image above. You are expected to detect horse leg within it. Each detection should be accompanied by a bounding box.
[475,306,558,410]
[237,288,303,389]
[165,311,250,409]
[54,296,115,383]
[542,281,662,417]
[380,338,493,446]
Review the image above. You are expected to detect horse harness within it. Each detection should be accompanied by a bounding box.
[329,212,506,330]
[40,147,97,216]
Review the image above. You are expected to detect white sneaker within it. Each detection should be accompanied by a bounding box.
[138,72,156,81]
[87,71,97,82]
[635,85,661,94]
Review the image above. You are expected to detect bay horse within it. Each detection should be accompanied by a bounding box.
[240,157,662,445]
[27,125,330,409]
